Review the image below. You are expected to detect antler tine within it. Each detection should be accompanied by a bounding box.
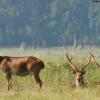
[66,53,78,71]
[81,55,91,70]
[90,53,100,67]
[90,53,96,62]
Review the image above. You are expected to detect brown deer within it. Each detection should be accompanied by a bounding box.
[66,53,92,88]
[0,56,44,90]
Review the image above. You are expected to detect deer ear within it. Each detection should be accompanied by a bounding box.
[73,70,76,74]
[81,70,86,75]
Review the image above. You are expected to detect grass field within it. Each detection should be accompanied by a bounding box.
[0,47,100,100]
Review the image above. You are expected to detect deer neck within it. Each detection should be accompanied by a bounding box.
[75,78,80,88]
[75,77,84,88]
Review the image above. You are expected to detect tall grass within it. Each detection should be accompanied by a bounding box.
[0,47,100,100]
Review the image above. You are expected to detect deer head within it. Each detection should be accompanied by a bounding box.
[66,53,91,88]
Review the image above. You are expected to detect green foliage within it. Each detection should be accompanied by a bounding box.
[0,48,100,99]
[0,0,100,47]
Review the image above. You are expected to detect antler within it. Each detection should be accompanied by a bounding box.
[66,53,78,71]
[81,55,91,70]
[90,53,100,67]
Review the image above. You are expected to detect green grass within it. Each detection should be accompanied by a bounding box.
[0,47,100,100]
[0,84,100,100]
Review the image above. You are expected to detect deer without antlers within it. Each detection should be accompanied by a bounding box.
[66,53,92,88]
[0,56,44,90]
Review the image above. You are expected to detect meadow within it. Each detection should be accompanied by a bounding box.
[0,47,100,100]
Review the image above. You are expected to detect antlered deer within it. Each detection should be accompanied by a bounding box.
[0,56,44,90]
[66,53,92,88]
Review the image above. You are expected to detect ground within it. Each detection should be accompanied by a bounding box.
[0,47,100,100]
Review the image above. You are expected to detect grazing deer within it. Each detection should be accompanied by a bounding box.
[0,56,44,90]
[66,54,91,88]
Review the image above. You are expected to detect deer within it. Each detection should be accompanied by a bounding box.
[89,53,100,87]
[0,56,44,90]
[66,53,92,88]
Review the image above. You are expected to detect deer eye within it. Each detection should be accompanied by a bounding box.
[73,70,76,74]
[81,70,86,75]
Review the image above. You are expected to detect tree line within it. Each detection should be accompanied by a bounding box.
[0,0,100,47]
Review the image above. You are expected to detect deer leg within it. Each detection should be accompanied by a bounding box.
[34,74,42,89]
[5,73,12,90]
[10,75,12,89]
